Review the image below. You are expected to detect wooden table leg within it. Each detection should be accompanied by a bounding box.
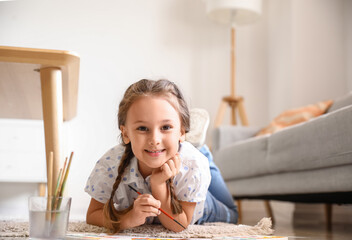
[38,183,46,197]
[40,67,63,196]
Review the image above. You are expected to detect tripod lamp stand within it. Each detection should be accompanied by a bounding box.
[206,0,262,127]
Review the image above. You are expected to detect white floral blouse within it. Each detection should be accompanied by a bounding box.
[85,141,211,224]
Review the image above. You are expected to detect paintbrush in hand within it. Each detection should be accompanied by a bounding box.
[128,185,186,230]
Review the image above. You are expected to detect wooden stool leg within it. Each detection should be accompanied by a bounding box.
[40,67,63,196]
[236,199,242,224]
[325,203,332,231]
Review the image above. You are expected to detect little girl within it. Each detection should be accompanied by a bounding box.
[85,79,237,233]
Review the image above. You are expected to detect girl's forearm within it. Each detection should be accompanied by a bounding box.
[119,210,140,230]
[151,181,189,232]
[87,207,136,231]
[86,208,105,227]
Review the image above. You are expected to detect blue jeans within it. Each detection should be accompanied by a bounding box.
[196,145,238,224]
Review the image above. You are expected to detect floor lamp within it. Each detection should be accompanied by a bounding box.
[205,0,273,225]
[206,0,261,128]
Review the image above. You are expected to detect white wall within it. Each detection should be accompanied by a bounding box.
[0,0,351,220]
[267,0,293,119]
[291,0,347,107]
[267,0,351,118]
[345,0,352,91]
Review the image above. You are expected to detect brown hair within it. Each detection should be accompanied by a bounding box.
[103,79,190,233]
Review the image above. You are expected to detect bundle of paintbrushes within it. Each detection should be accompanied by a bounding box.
[46,151,74,222]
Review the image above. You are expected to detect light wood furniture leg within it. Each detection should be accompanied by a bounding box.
[38,183,46,197]
[325,203,332,231]
[230,102,237,125]
[215,28,250,128]
[40,67,63,196]
[238,98,249,126]
[264,200,275,225]
[215,100,228,128]
[236,199,242,224]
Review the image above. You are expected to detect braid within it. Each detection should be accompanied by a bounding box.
[103,143,134,233]
[167,179,183,214]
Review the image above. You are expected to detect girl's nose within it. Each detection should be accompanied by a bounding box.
[149,130,161,146]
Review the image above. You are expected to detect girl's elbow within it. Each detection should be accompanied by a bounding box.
[86,211,103,227]
[86,212,93,225]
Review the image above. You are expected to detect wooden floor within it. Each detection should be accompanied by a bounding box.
[273,222,352,240]
[240,200,352,240]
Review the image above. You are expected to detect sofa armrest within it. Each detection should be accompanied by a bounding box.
[212,125,261,152]
[327,91,352,113]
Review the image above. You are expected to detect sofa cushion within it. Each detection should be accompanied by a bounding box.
[256,100,333,136]
[213,135,269,181]
[186,108,209,148]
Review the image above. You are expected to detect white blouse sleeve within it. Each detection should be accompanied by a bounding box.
[174,142,211,203]
[84,145,124,203]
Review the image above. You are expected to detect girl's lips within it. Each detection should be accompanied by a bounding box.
[145,149,165,157]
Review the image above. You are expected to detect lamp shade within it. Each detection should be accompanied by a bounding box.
[206,0,262,27]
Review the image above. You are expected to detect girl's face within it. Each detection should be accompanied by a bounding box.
[120,96,185,178]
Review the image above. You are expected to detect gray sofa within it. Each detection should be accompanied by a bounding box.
[212,92,352,204]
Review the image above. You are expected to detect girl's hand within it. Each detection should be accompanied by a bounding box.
[127,194,161,227]
[151,153,180,184]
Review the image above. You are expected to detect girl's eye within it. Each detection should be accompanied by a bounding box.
[161,125,172,131]
[137,126,148,131]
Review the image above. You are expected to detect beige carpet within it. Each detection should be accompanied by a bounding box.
[0,218,273,238]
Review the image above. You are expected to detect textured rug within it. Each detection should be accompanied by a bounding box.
[0,218,273,238]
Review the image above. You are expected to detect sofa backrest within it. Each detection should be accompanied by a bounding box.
[327,92,352,113]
